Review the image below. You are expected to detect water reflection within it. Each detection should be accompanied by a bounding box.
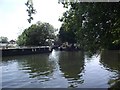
[101,50,120,72]
[59,51,84,88]
[2,50,120,88]
[100,50,120,88]
[3,54,54,82]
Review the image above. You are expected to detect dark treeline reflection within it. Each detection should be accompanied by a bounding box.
[2,50,120,88]
[100,50,120,89]
[59,51,85,88]
[2,51,85,88]
[2,54,54,82]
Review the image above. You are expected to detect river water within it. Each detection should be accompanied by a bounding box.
[1,50,120,88]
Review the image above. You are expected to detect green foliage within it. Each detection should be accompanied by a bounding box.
[25,0,36,23]
[0,36,8,43]
[59,24,77,43]
[17,22,55,46]
[59,2,120,53]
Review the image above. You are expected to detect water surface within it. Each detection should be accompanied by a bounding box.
[1,50,120,88]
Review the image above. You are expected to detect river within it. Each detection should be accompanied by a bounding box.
[1,50,120,88]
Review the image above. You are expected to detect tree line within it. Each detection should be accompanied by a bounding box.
[17,21,56,46]
[58,2,120,53]
[17,2,120,54]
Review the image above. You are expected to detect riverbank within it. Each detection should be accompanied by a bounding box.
[1,46,52,57]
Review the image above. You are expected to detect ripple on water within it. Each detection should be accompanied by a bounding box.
[2,50,120,88]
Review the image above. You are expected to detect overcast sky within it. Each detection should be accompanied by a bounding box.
[0,0,66,41]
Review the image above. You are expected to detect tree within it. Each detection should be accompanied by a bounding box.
[59,2,120,53]
[17,21,55,46]
[59,23,77,44]
[25,0,36,23]
[0,36,8,43]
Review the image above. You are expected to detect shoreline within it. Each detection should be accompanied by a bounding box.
[1,46,52,57]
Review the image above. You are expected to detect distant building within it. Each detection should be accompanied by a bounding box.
[0,40,17,49]
[0,43,8,49]
[9,40,16,44]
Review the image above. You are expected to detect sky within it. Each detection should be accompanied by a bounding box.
[0,0,66,41]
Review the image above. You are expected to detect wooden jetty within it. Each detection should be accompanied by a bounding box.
[1,46,52,57]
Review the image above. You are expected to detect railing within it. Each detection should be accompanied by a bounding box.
[0,46,51,50]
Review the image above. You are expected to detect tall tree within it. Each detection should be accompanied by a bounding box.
[25,0,36,23]
[59,2,120,53]
[17,22,55,46]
